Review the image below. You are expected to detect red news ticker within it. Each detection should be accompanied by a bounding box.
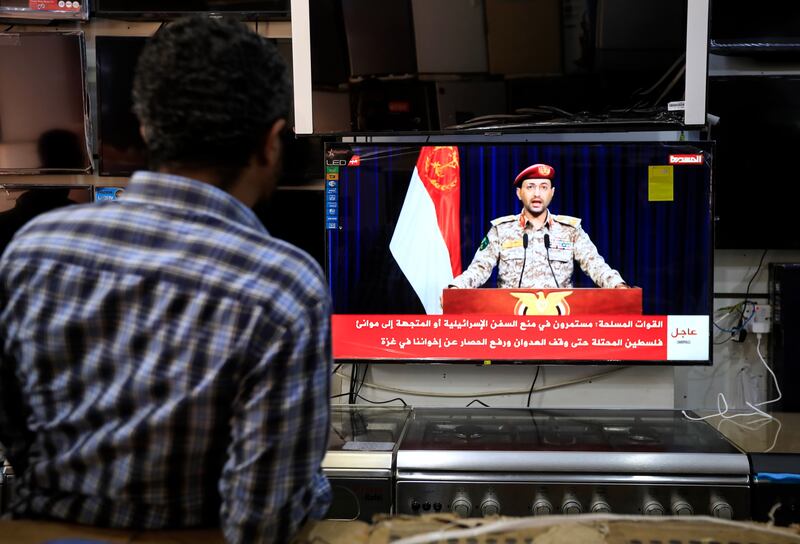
[668,154,704,165]
[333,314,668,361]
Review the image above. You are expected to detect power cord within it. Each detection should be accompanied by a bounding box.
[733,249,769,342]
[526,366,541,407]
[683,333,783,451]
[335,367,626,399]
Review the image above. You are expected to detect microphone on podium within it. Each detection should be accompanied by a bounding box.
[517,233,529,288]
[543,233,560,288]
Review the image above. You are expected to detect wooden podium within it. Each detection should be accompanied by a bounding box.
[442,288,643,316]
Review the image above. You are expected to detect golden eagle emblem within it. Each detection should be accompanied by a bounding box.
[510,291,573,316]
[423,146,459,192]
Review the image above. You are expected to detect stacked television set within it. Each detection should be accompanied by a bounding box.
[710,0,800,55]
[708,0,800,249]
[291,0,709,134]
[92,0,289,19]
[95,35,325,263]
[325,141,713,365]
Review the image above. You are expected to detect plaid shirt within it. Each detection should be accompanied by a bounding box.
[0,172,332,543]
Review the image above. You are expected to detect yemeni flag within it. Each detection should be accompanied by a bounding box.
[390,146,462,314]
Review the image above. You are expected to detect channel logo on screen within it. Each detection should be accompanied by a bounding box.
[669,154,704,165]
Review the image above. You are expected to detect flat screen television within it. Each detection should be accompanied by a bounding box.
[96,36,149,177]
[710,0,800,55]
[0,32,92,174]
[291,0,709,134]
[0,0,87,21]
[709,76,800,249]
[325,141,713,365]
[0,185,93,256]
[92,0,289,19]
[96,35,323,184]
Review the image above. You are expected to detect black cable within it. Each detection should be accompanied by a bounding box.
[526,366,541,407]
[332,364,342,375]
[734,250,768,342]
[744,250,768,301]
[356,363,368,400]
[330,392,350,399]
[356,394,407,407]
[347,364,357,404]
[466,399,489,407]
[3,25,14,32]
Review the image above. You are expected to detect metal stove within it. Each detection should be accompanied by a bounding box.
[396,408,750,519]
[323,405,410,521]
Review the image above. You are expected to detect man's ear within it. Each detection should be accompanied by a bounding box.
[516,186,522,200]
[263,119,287,167]
[139,124,148,143]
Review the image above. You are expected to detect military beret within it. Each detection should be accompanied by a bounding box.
[514,163,555,187]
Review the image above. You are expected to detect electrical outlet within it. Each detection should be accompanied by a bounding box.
[749,304,771,334]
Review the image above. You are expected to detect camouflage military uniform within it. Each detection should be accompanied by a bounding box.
[450,211,625,289]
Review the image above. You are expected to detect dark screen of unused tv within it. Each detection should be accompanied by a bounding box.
[0,33,91,173]
[711,0,800,52]
[96,35,321,184]
[93,0,288,18]
[96,36,148,176]
[710,76,800,249]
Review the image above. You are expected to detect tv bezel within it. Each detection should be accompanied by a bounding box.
[0,31,93,175]
[290,0,710,135]
[324,139,714,366]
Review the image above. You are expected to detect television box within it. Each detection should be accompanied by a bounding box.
[0,0,87,21]
[0,33,92,174]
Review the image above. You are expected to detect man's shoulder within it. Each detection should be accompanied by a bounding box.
[490,214,518,227]
[552,214,582,228]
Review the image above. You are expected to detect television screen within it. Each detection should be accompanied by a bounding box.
[326,141,712,364]
[710,76,800,249]
[0,185,93,256]
[291,0,709,134]
[710,0,800,55]
[0,32,91,174]
[93,0,289,19]
[96,36,320,184]
[0,0,87,21]
[96,36,149,177]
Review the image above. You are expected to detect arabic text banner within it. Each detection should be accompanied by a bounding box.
[332,314,709,361]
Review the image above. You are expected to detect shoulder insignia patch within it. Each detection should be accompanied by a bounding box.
[490,214,517,227]
[479,236,489,251]
[553,214,582,228]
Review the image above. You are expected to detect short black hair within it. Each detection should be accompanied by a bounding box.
[132,16,291,181]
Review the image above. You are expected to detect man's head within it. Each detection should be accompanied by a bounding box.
[132,16,290,204]
[514,163,555,218]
